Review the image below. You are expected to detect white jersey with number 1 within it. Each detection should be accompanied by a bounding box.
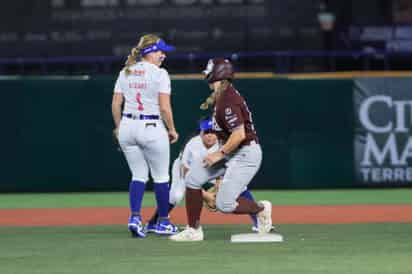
[114,61,171,115]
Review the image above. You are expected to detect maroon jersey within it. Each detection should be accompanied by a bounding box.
[212,85,258,146]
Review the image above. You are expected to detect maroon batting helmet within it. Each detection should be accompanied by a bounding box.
[202,58,234,83]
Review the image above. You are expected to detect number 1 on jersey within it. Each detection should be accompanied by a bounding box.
[136,92,144,111]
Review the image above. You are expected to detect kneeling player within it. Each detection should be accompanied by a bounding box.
[146,117,259,233]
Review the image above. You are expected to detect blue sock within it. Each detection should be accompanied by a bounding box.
[240,190,258,227]
[129,180,146,215]
[154,183,170,218]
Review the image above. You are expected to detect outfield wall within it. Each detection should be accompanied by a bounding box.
[0,74,410,192]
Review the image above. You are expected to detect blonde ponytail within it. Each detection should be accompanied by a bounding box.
[124,47,139,75]
[123,33,162,75]
[200,80,230,110]
[200,92,216,110]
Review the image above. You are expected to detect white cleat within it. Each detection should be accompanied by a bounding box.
[169,226,204,242]
[257,200,273,233]
[252,225,276,233]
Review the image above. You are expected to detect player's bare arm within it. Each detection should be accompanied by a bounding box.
[204,124,245,167]
[159,93,179,144]
[111,93,124,138]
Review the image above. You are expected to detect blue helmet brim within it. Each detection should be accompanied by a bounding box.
[199,119,213,131]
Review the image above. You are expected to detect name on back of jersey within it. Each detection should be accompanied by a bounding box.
[129,82,147,90]
[129,69,145,76]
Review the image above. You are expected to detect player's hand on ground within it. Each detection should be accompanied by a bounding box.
[168,129,179,144]
[203,151,224,167]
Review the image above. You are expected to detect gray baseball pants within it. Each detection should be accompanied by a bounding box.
[185,142,262,213]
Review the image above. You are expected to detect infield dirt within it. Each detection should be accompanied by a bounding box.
[1,205,412,226]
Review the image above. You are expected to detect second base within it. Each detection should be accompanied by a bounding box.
[230,233,284,243]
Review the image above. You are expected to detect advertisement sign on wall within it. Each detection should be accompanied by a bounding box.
[354,78,412,185]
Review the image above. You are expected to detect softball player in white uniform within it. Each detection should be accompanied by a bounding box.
[111,34,179,238]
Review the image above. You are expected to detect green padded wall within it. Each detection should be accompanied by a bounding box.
[0,77,355,192]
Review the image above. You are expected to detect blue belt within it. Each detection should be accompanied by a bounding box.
[122,113,160,120]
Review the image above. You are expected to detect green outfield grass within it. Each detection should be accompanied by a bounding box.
[1,189,412,208]
[1,190,411,274]
[0,223,411,274]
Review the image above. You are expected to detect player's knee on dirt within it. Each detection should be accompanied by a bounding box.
[215,196,237,213]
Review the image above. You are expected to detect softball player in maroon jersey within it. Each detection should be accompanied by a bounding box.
[170,58,273,241]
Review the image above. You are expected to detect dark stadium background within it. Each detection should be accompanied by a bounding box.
[0,0,411,74]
